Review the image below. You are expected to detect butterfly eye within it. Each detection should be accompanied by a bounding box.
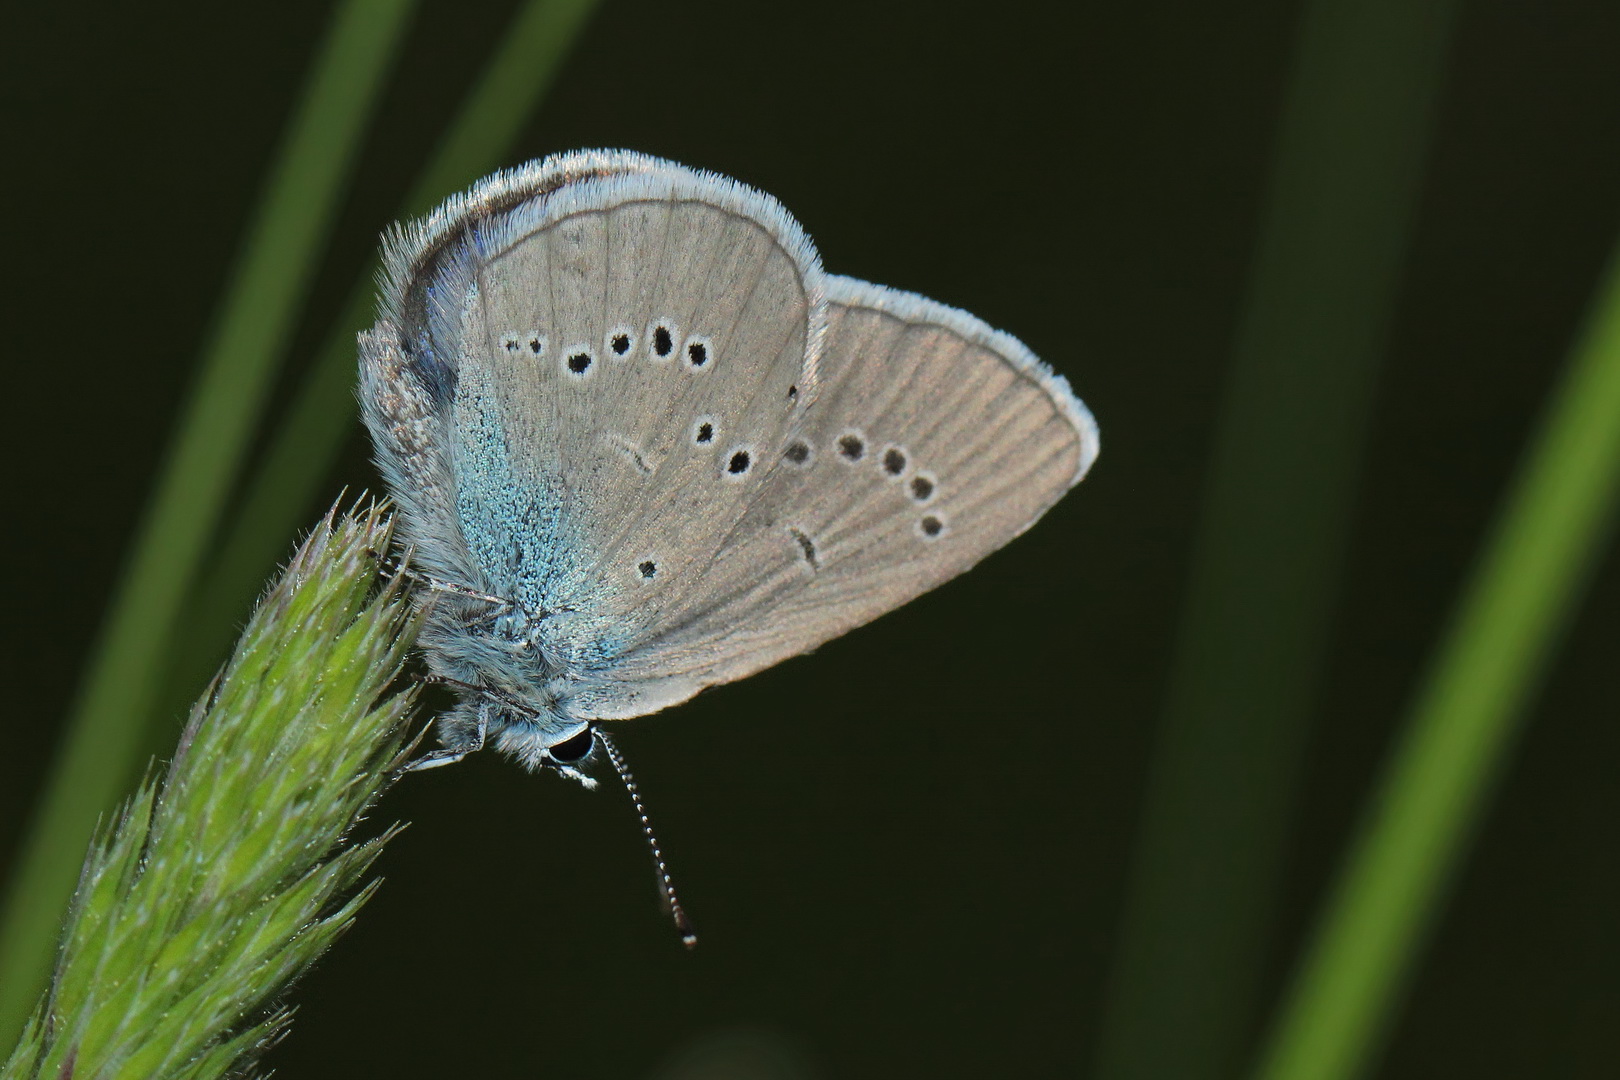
[547,728,594,763]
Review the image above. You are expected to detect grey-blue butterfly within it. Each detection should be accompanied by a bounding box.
[359,149,1099,939]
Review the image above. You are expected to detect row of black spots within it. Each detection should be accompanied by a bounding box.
[647,320,709,371]
[501,330,546,356]
[829,428,937,502]
[685,416,759,482]
[496,331,593,379]
[916,514,946,540]
[564,340,707,381]
[506,321,711,377]
[871,441,938,502]
[691,418,769,485]
[617,321,712,373]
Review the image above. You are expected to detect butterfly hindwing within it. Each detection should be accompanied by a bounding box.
[568,274,1097,718]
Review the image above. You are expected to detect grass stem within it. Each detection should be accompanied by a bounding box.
[1094,2,1457,1075]
[1252,243,1620,1080]
[2,506,418,1080]
[0,0,418,1040]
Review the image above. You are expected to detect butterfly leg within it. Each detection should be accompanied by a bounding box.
[419,577,514,611]
[369,549,515,612]
[403,699,491,772]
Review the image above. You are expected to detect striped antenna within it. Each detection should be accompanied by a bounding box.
[594,729,697,949]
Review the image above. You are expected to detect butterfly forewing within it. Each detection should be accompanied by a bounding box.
[362,150,665,591]
[393,164,827,682]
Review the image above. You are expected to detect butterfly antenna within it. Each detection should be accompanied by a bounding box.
[594,729,698,949]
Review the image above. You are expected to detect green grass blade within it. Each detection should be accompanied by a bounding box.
[1,506,418,1080]
[1093,2,1458,1077]
[401,0,606,218]
[165,0,604,757]
[1252,244,1620,1080]
[0,0,419,1043]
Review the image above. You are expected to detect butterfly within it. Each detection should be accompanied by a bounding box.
[359,150,1098,939]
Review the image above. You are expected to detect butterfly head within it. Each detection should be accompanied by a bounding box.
[484,704,598,787]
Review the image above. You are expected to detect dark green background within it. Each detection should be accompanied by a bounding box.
[2,1,1617,1076]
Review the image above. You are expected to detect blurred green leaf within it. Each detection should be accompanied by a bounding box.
[1253,242,1620,1080]
[1095,2,1458,1077]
